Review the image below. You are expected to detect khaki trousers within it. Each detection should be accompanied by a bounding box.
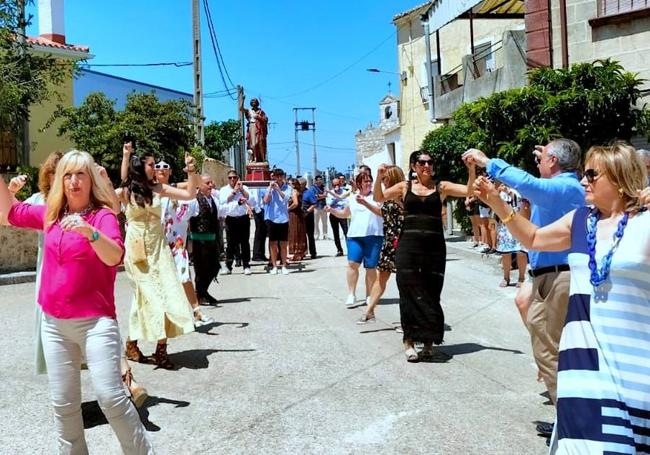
[526,270,570,406]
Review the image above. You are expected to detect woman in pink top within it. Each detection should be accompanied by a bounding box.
[0,150,153,454]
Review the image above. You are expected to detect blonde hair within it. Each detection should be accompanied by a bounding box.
[37,151,64,197]
[384,165,405,188]
[585,142,648,211]
[45,150,116,226]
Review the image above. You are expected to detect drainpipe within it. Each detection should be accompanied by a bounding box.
[559,0,569,68]
[421,14,436,123]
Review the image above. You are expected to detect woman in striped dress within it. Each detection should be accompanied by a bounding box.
[471,142,650,454]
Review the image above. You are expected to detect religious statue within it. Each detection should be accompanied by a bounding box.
[240,97,268,163]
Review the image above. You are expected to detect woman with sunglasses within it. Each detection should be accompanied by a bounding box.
[375,151,475,362]
[117,144,202,369]
[472,142,650,454]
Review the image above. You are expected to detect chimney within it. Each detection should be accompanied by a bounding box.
[38,0,65,44]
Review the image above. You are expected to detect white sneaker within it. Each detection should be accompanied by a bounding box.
[345,294,356,306]
[219,268,232,276]
[366,296,371,305]
[281,266,289,275]
[269,267,278,275]
[243,268,252,276]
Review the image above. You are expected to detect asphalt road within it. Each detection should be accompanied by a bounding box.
[0,239,553,454]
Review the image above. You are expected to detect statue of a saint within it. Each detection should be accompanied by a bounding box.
[240,97,268,163]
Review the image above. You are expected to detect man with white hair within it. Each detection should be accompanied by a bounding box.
[463,138,585,439]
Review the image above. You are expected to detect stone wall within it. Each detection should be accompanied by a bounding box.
[0,226,38,273]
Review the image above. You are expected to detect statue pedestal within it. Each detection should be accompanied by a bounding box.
[245,162,271,182]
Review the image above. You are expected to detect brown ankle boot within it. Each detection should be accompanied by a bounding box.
[125,340,146,363]
[152,343,174,370]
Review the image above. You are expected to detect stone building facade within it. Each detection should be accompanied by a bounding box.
[549,0,650,101]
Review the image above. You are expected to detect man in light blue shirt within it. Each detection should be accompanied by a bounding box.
[464,138,584,434]
[262,168,292,275]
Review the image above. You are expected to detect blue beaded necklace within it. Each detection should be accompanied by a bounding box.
[586,208,629,288]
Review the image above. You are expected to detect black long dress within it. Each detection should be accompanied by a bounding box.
[395,183,446,345]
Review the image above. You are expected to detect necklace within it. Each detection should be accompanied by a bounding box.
[63,203,94,218]
[586,208,629,288]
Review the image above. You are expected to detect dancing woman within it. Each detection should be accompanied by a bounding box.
[287,178,307,262]
[0,150,153,453]
[374,151,475,362]
[471,142,650,454]
[117,149,201,369]
[327,172,384,306]
[357,165,405,324]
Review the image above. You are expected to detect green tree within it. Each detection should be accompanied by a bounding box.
[204,119,242,161]
[0,1,76,134]
[48,92,196,182]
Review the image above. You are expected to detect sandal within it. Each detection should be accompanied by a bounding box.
[499,279,510,288]
[356,313,376,325]
[152,343,175,370]
[125,340,147,363]
[122,368,149,408]
[516,280,525,288]
[405,347,418,363]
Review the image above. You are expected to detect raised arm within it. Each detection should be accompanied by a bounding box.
[0,175,14,225]
[374,164,406,202]
[159,153,200,200]
[473,176,573,251]
[120,142,132,183]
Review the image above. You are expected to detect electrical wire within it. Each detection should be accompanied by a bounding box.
[80,62,192,67]
[273,31,396,99]
[202,0,237,100]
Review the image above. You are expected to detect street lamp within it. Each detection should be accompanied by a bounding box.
[366,68,407,82]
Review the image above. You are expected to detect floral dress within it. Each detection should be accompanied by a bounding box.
[161,197,198,283]
[496,191,525,253]
[378,200,404,273]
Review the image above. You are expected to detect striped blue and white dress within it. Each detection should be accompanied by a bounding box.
[552,207,650,454]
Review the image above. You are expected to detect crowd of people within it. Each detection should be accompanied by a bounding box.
[1,138,649,454]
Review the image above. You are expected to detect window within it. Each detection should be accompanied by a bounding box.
[473,41,495,77]
[598,0,650,17]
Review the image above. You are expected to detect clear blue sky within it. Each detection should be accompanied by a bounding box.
[26,0,418,175]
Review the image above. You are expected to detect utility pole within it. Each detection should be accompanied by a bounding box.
[293,108,300,175]
[192,0,204,144]
[237,85,245,176]
[17,0,29,166]
[294,107,316,178]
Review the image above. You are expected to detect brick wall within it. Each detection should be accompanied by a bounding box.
[526,0,552,67]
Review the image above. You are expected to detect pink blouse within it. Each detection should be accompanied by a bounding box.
[8,203,124,319]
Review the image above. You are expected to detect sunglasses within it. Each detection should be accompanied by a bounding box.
[583,168,600,183]
[228,175,238,180]
[154,163,170,170]
[416,159,434,166]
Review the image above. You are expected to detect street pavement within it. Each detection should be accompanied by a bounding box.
[0,238,553,454]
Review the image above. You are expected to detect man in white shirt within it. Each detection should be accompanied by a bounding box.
[218,169,253,275]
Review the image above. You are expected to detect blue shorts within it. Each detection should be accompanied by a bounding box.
[347,236,383,268]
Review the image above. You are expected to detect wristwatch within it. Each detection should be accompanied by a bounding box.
[89,229,100,242]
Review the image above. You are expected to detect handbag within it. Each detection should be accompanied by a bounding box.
[131,236,147,265]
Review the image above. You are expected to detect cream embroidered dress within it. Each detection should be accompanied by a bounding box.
[124,194,194,341]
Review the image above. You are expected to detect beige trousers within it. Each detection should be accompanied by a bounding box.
[526,270,571,406]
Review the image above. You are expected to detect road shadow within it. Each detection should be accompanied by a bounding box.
[389,323,453,331]
[213,297,252,304]
[194,321,249,335]
[167,348,255,370]
[359,327,396,334]
[437,343,523,359]
[82,395,190,432]
[377,298,399,306]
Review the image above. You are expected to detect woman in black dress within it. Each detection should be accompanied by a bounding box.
[374,152,475,362]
